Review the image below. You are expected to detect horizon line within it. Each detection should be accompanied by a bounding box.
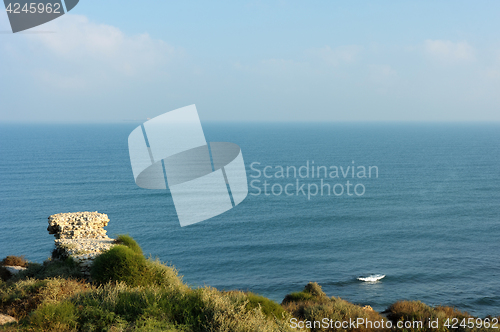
[1,119,500,125]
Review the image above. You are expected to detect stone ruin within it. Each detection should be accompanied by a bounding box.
[48,211,115,276]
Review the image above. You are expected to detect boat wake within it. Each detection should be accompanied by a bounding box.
[357,274,385,282]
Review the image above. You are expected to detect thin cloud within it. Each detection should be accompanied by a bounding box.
[424,40,475,63]
[8,14,182,90]
[368,64,398,86]
[308,45,362,66]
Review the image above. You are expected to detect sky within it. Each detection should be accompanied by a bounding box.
[1,1,500,122]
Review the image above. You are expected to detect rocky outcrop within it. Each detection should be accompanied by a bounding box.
[0,314,17,326]
[3,266,26,275]
[48,211,110,239]
[48,212,115,276]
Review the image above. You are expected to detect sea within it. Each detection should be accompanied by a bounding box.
[0,122,499,317]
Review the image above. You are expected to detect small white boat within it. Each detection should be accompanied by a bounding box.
[357,274,385,282]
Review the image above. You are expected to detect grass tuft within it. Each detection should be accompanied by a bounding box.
[246,292,286,320]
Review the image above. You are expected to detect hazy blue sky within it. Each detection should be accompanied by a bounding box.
[1,1,500,122]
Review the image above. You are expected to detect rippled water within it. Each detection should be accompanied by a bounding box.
[1,123,499,317]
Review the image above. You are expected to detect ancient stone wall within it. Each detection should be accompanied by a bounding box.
[48,212,115,276]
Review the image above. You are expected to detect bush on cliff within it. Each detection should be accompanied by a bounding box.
[91,237,184,289]
[1,255,29,268]
[282,282,388,332]
[142,257,185,290]
[115,234,143,255]
[28,300,78,331]
[387,300,472,332]
[0,255,30,282]
[246,292,286,320]
[90,245,147,287]
[282,281,328,304]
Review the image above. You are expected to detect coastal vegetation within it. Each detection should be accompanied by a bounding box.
[0,236,497,331]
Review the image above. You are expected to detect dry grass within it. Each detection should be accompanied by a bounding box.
[3,276,491,332]
[198,287,292,332]
[282,282,389,332]
[1,236,496,332]
[0,277,91,320]
[1,255,28,268]
[23,282,292,331]
[387,300,475,332]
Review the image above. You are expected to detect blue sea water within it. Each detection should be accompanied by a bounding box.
[0,123,499,317]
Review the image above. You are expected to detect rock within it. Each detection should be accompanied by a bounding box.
[0,314,17,325]
[48,212,110,240]
[48,212,115,276]
[3,266,26,275]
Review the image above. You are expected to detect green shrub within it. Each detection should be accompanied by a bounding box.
[142,258,185,290]
[246,292,285,320]
[78,303,128,331]
[282,282,327,304]
[282,291,314,304]
[304,281,327,297]
[29,301,77,331]
[134,317,180,332]
[91,239,184,289]
[90,245,147,287]
[115,234,143,255]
